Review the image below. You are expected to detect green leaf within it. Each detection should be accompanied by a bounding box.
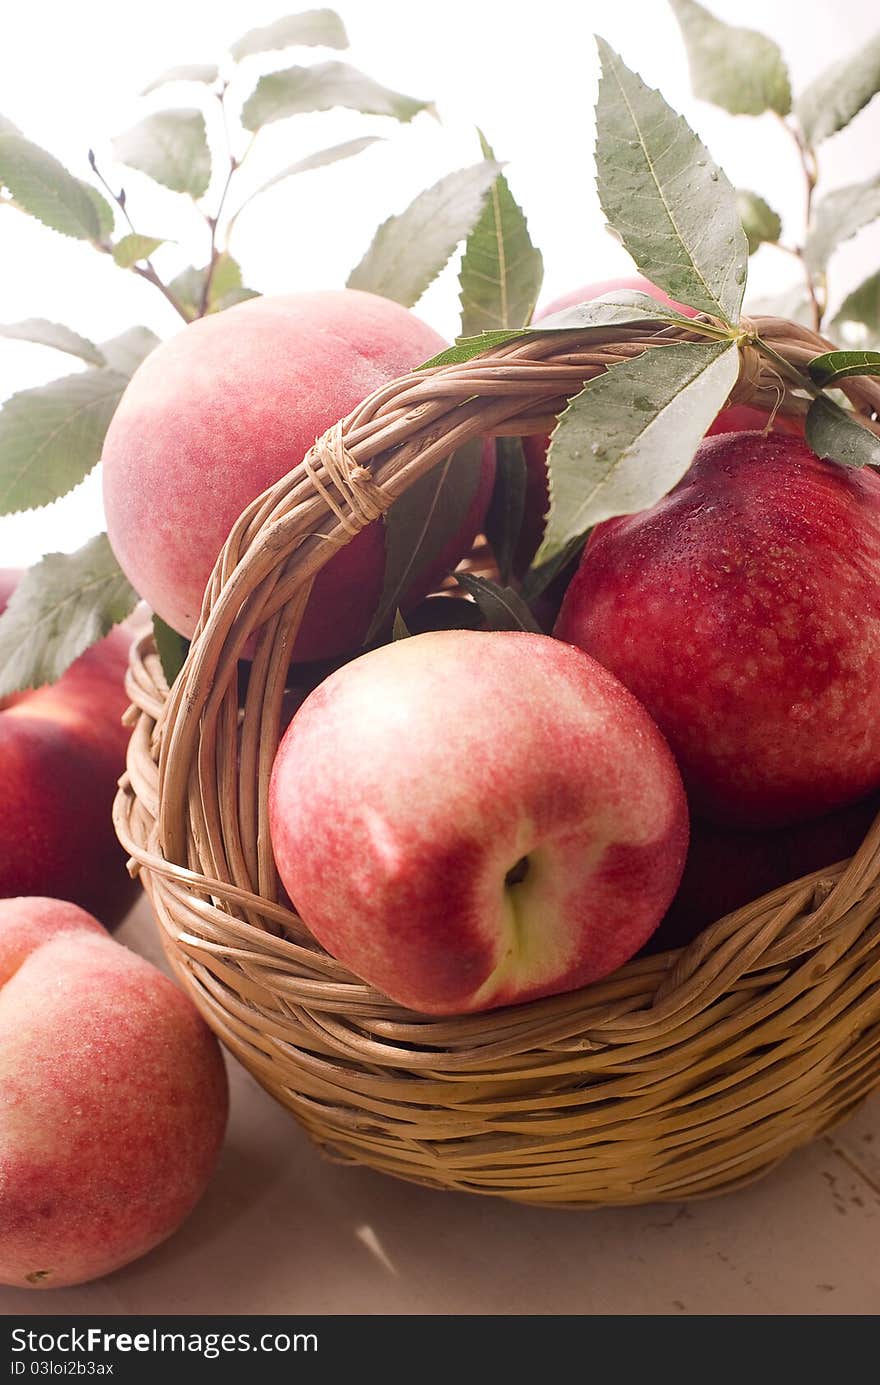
[0,534,138,696]
[536,291,698,329]
[0,319,104,366]
[141,64,219,95]
[230,9,348,61]
[595,39,748,323]
[484,438,526,585]
[796,33,880,146]
[391,610,411,641]
[348,161,502,308]
[736,189,782,255]
[455,573,542,634]
[365,441,483,644]
[80,180,114,236]
[521,538,587,604]
[534,340,739,569]
[99,326,161,377]
[152,614,189,685]
[830,270,880,348]
[805,175,880,274]
[113,109,211,198]
[805,394,880,468]
[0,133,101,239]
[242,61,430,132]
[230,136,381,223]
[419,292,706,369]
[807,350,880,387]
[459,132,543,336]
[670,0,791,115]
[169,253,257,317]
[0,368,129,514]
[112,233,165,267]
[420,329,526,369]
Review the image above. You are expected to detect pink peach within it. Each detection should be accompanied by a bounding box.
[0,897,228,1288]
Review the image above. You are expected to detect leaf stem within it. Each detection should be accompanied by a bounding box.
[199,85,238,316]
[751,333,823,400]
[774,114,824,330]
[87,150,191,324]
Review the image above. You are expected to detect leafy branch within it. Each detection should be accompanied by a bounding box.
[672,0,880,341]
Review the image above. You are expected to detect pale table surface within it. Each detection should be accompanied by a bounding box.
[3,894,880,1318]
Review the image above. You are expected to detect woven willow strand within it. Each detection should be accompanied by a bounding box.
[114,316,880,1206]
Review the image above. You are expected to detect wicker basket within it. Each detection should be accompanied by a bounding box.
[114,313,880,1207]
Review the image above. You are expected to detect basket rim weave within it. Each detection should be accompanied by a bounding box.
[113,313,880,1206]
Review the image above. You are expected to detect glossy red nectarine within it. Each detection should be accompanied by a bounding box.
[555,431,880,828]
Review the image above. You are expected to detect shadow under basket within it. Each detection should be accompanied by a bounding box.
[114,313,880,1207]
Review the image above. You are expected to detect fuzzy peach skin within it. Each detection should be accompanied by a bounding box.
[269,629,688,1015]
[0,571,136,927]
[0,898,228,1289]
[102,290,494,663]
[555,431,880,829]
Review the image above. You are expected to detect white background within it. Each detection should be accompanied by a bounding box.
[1,0,879,567]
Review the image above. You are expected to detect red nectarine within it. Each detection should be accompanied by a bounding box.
[269,629,688,1014]
[555,431,880,828]
[0,571,136,927]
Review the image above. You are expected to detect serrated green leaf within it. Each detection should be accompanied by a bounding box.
[113,109,211,198]
[420,330,526,369]
[534,340,739,569]
[242,61,430,131]
[419,292,708,370]
[141,63,219,95]
[0,319,105,366]
[805,175,880,274]
[80,181,114,236]
[805,394,880,467]
[796,33,880,146]
[348,161,502,308]
[736,189,782,255]
[595,39,748,323]
[230,9,348,61]
[0,534,138,695]
[807,350,880,387]
[365,441,483,644]
[670,0,791,115]
[830,270,880,348]
[455,573,542,634]
[0,134,101,240]
[112,233,165,267]
[537,291,699,330]
[168,253,257,317]
[459,132,543,336]
[484,438,526,585]
[99,326,161,377]
[152,613,189,685]
[0,368,129,514]
[232,135,381,219]
[391,610,411,641]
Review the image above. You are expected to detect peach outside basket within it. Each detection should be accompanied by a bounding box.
[114,311,880,1208]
